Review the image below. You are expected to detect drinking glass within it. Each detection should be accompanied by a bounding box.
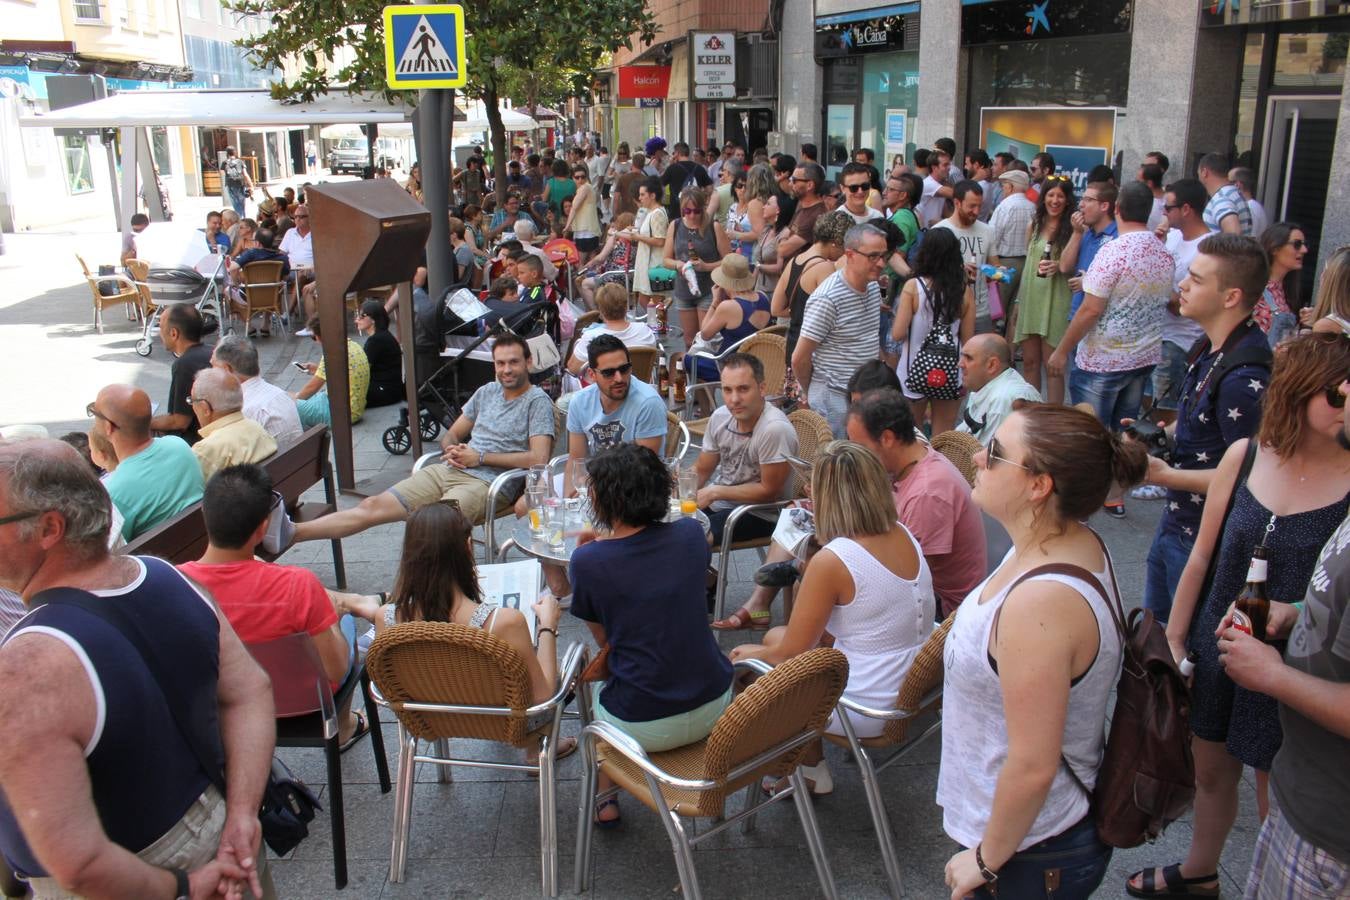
[527,464,551,496]
[678,470,699,516]
[543,502,567,551]
[526,487,546,538]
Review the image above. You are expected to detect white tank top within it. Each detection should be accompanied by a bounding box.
[936,548,1122,850]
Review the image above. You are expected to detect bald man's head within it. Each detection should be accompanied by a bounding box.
[971,333,1012,369]
[958,333,1013,393]
[96,384,152,442]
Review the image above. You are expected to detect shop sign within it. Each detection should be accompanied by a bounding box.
[815,14,909,58]
[692,32,736,86]
[618,65,672,99]
[884,109,908,159]
[978,106,1117,195]
[694,83,734,100]
[960,0,1132,47]
[639,98,664,108]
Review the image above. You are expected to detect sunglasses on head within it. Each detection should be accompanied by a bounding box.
[1044,175,1072,183]
[985,435,1030,470]
[595,362,633,378]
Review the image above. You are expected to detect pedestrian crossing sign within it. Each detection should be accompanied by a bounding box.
[383,4,467,90]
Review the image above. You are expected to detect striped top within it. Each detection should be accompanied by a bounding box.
[799,270,882,391]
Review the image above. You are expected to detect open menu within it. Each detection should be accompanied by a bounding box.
[478,558,543,641]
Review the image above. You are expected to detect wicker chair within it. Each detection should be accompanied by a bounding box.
[575,648,849,900]
[237,259,288,334]
[125,258,154,322]
[77,254,139,334]
[367,622,587,895]
[681,329,787,422]
[824,615,954,898]
[563,310,602,363]
[710,407,834,624]
[627,344,660,383]
[930,430,982,487]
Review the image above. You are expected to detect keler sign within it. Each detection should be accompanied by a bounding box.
[692,32,735,85]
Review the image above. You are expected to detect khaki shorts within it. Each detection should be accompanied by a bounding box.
[389,463,514,524]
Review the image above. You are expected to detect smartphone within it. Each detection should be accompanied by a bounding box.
[292,361,308,372]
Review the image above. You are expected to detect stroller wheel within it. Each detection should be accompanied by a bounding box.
[135,338,153,357]
[419,412,441,441]
[382,425,411,455]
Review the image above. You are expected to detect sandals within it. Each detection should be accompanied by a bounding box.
[593,797,621,830]
[1125,864,1219,898]
[711,606,772,631]
[339,710,371,753]
[526,735,578,773]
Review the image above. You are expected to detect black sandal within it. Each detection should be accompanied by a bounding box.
[593,797,621,830]
[339,710,371,754]
[1126,864,1219,898]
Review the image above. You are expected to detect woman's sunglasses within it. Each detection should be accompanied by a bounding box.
[985,435,1029,470]
[1324,383,1347,409]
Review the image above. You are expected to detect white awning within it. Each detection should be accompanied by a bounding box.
[19,89,414,130]
[319,122,415,140]
[453,101,539,135]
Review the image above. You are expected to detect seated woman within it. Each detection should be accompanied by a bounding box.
[578,213,636,309]
[356,299,402,408]
[571,444,734,826]
[730,441,935,793]
[340,502,568,753]
[938,405,1147,898]
[566,282,657,382]
[690,253,772,383]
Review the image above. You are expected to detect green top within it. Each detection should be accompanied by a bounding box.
[1013,231,1073,347]
[886,208,920,281]
[546,177,576,219]
[104,436,205,540]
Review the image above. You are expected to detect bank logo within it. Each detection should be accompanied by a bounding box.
[1024,0,1051,35]
[1209,0,1238,12]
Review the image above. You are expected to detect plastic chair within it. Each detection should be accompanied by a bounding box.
[574,648,849,900]
[245,632,391,890]
[410,450,527,562]
[238,259,288,334]
[366,622,586,895]
[710,407,834,624]
[77,254,139,334]
[825,616,955,898]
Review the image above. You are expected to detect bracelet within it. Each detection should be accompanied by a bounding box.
[537,627,557,639]
[476,449,484,467]
[975,844,998,883]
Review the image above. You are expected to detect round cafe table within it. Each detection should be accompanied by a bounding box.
[496,506,711,565]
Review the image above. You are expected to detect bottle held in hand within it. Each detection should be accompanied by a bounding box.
[1231,546,1270,641]
[1035,241,1053,278]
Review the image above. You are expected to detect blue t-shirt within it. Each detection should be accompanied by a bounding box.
[1161,320,1269,542]
[1068,220,1118,318]
[571,517,733,722]
[104,437,206,540]
[565,376,667,454]
[235,247,291,280]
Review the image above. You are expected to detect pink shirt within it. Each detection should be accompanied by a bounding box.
[892,448,987,618]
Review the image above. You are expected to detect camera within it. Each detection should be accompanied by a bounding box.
[1126,418,1173,462]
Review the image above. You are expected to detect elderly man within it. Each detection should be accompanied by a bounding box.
[189,369,277,481]
[93,384,204,541]
[291,333,553,542]
[149,303,214,444]
[512,219,559,282]
[791,222,887,436]
[211,335,303,445]
[956,334,1042,443]
[0,440,274,898]
[283,205,317,335]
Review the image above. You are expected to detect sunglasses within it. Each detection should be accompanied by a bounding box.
[681,207,700,216]
[1044,175,1073,184]
[1163,204,1182,211]
[0,509,40,527]
[595,362,633,378]
[986,435,1030,470]
[1324,384,1347,409]
[843,183,869,193]
[1288,239,1307,251]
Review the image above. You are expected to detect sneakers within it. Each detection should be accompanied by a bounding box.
[1130,484,1168,501]
[754,560,802,588]
[1103,502,1127,520]
[261,499,296,555]
[295,326,314,337]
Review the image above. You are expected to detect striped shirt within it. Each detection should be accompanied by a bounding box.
[799,270,882,391]
[1203,184,1253,235]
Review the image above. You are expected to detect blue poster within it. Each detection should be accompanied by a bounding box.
[1044,144,1109,195]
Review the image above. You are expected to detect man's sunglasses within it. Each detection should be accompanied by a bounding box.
[843,183,869,193]
[0,509,40,527]
[595,362,633,378]
[986,435,1030,470]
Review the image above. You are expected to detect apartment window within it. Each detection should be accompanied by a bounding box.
[72,0,102,21]
[62,135,94,194]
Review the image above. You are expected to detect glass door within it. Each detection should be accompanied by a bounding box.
[825,104,855,181]
[1260,96,1339,298]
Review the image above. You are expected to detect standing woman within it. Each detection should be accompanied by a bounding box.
[564,166,603,267]
[1129,332,1350,899]
[1257,222,1307,347]
[723,174,755,260]
[941,405,1148,899]
[1013,176,1078,404]
[753,194,784,297]
[537,158,575,228]
[772,210,852,407]
[892,227,975,435]
[1304,244,1350,334]
[662,186,731,342]
[742,163,778,244]
[629,177,670,332]
[355,299,403,409]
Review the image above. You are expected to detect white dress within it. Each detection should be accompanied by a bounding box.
[896,278,962,401]
[632,205,669,295]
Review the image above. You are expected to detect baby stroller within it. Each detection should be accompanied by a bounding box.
[132,255,226,357]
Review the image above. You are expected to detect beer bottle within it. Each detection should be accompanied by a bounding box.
[657,360,670,395]
[1231,545,1270,641]
[673,358,687,404]
[1035,240,1053,278]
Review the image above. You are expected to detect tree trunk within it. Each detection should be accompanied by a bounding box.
[482,80,510,205]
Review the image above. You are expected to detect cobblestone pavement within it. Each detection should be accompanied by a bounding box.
[0,205,1259,898]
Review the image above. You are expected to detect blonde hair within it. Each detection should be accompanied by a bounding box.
[595,282,629,320]
[811,441,896,542]
[612,212,635,231]
[1311,246,1350,325]
[679,186,711,230]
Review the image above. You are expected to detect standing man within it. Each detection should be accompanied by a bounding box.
[305,137,317,172]
[1135,234,1270,622]
[1227,166,1268,237]
[1139,163,1167,231]
[966,150,996,222]
[221,146,253,216]
[149,303,214,445]
[916,150,954,227]
[660,142,712,222]
[707,142,736,182]
[1027,151,1056,203]
[211,335,303,446]
[989,169,1035,327]
[1197,152,1252,235]
[0,440,274,899]
[987,152,1014,210]
[775,162,827,262]
[934,180,998,334]
[839,162,884,225]
[772,153,799,227]
[1064,181,1120,392]
[1047,182,1182,516]
[1150,178,1210,428]
[792,223,887,436]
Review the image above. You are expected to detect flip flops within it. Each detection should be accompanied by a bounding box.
[711,607,772,631]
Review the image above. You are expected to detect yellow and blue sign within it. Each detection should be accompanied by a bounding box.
[383,4,467,90]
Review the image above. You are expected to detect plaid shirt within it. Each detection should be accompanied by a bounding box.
[990,192,1036,258]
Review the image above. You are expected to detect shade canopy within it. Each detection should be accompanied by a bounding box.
[19,89,414,130]
[453,100,539,135]
[319,121,416,140]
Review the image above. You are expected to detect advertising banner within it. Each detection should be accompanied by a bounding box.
[692,32,736,86]
[884,109,907,160]
[618,65,672,100]
[979,106,1117,195]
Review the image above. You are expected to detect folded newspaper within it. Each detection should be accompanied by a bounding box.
[446,287,492,323]
[479,558,543,640]
[771,505,816,559]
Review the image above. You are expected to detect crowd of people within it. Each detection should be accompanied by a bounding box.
[3,129,1349,900]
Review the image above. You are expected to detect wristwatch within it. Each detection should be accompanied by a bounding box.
[975,844,999,884]
[168,867,190,899]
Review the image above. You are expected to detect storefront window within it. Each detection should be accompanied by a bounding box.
[62,135,94,195]
[1234,32,1266,165]
[151,126,173,176]
[966,33,1131,127]
[861,51,919,170]
[1272,30,1349,88]
[825,104,855,180]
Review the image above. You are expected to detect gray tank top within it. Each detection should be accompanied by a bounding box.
[936,549,1122,850]
[383,600,500,631]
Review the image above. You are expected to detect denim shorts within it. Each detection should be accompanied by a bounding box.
[1071,364,1154,431]
[972,815,1111,900]
[1150,341,1189,412]
[1143,521,1193,625]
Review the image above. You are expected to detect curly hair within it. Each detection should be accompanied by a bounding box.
[1256,331,1350,459]
[911,227,967,325]
[586,444,671,530]
[1031,178,1077,252]
[811,209,854,247]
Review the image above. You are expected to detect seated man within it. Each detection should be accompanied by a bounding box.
[202,209,231,255]
[91,384,204,541]
[567,282,657,380]
[120,212,149,265]
[188,369,277,480]
[228,226,290,338]
[292,315,370,429]
[210,334,304,445]
[692,353,797,548]
[291,333,554,542]
[148,303,214,445]
[956,333,1042,443]
[719,389,986,628]
[179,464,371,747]
[512,219,559,282]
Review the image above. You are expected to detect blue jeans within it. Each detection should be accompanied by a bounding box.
[1150,341,1189,412]
[1143,521,1193,625]
[972,815,1111,900]
[1072,364,1154,431]
[227,183,247,216]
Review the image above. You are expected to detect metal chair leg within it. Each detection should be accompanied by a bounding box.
[324,736,348,890]
[434,738,453,783]
[647,771,701,900]
[789,768,838,900]
[856,745,903,898]
[389,728,417,883]
[740,781,760,834]
[538,735,558,897]
[573,742,599,893]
